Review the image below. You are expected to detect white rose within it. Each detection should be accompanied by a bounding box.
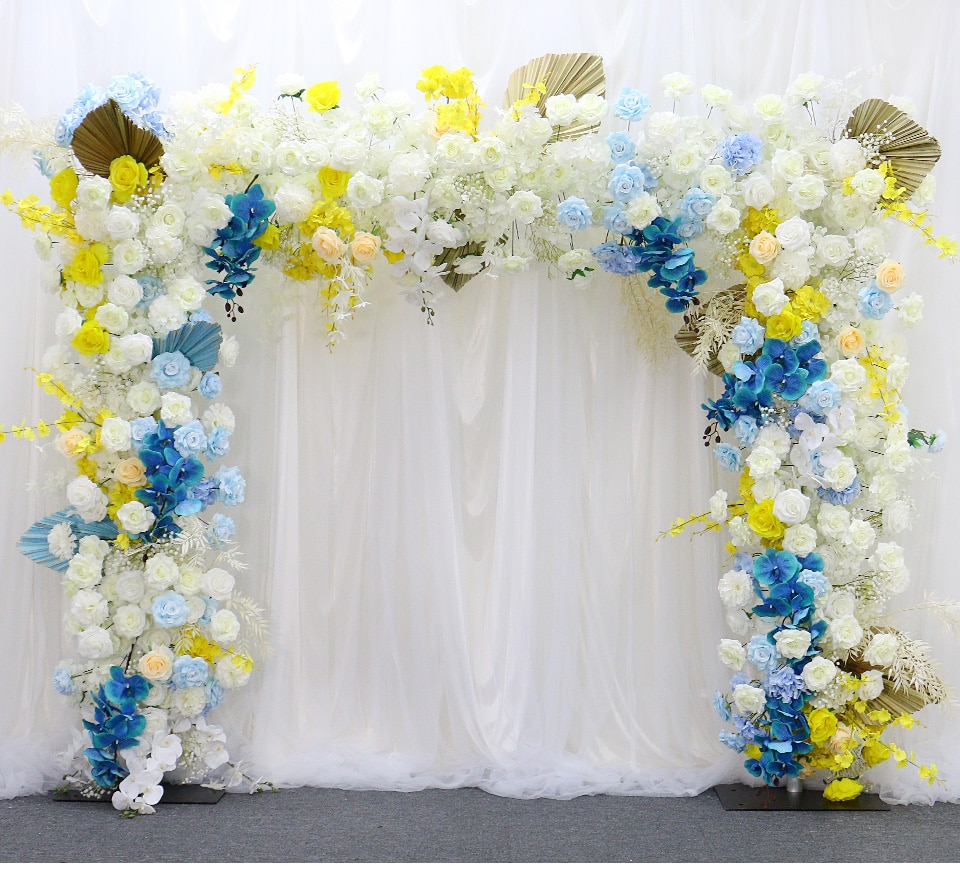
[788,174,827,211]
[151,203,185,237]
[741,174,775,209]
[506,190,543,225]
[99,417,132,452]
[773,489,810,525]
[474,136,507,170]
[160,392,193,427]
[818,504,852,542]
[76,626,116,660]
[751,278,789,317]
[76,177,113,211]
[661,72,694,100]
[874,542,905,575]
[882,499,912,534]
[148,296,188,334]
[830,359,867,392]
[625,192,662,229]
[113,604,147,638]
[857,670,884,700]
[827,193,870,232]
[848,519,876,551]
[718,639,745,671]
[824,589,857,619]
[799,656,837,693]
[829,139,867,179]
[435,133,471,164]
[699,164,732,197]
[746,445,781,477]
[786,72,825,105]
[426,219,463,248]
[775,628,812,659]
[145,226,183,265]
[116,500,156,535]
[700,84,732,108]
[201,402,236,432]
[106,276,143,312]
[851,168,886,201]
[754,93,786,121]
[73,281,105,309]
[829,615,864,651]
[66,475,108,523]
[732,683,766,715]
[275,73,306,96]
[863,633,899,668]
[544,94,579,127]
[127,381,161,415]
[185,595,206,624]
[78,535,109,561]
[897,293,924,326]
[218,336,239,367]
[166,277,205,312]
[751,476,781,503]
[725,609,753,637]
[112,238,147,275]
[209,609,241,644]
[346,173,385,209]
[783,523,817,557]
[816,234,852,268]
[144,554,181,592]
[199,567,235,600]
[706,197,740,235]
[215,655,251,689]
[771,149,805,182]
[105,206,141,240]
[171,687,207,717]
[645,111,682,142]
[173,567,202,598]
[115,570,146,603]
[55,308,82,340]
[575,93,607,124]
[717,569,753,609]
[272,141,308,175]
[822,456,857,491]
[709,490,729,523]
[116,333,153,367]
[774,217,811,252]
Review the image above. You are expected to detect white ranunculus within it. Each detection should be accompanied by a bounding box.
[271,182,314,223]
[70,589,109,627]
[202,402,236,432]
[145,226,183,265]
[775,628,812,659]
[717,569,753,609]
[148,295,188,334]
[801,655,838,692]
[773,489,810,525]
[171,687,206,717]
[625,192,661,229]
[732,683,766,715]
[66,476,109,523]
[717,639,745,671]
[76,626,116,660]
[751,278,789,317]
[863,633,899,668]
[160,392,193,427]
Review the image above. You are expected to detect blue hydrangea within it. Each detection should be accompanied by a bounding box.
[590,242,641,275]
[136,276,165,309]
[719,730,747,752]
[718,133,764,175]
[601,205,632,236]
[732,415,759,447]
[797,568,830,598]
[817,477,861,505]
[209,513,236,546]
[763,666,806,701]
[556,196,593,230]
[205,426,231,459]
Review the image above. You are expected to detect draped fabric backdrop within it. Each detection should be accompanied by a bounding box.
[2,0,959,803]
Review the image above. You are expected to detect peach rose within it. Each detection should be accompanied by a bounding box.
[56,429,89,458]
[114,457,148,487]
[138,646,174,682]
[350,232,380,265]
[875,258,904,292]
[836,325,866,357]
[748,231,781,265]
[311,226,345,262]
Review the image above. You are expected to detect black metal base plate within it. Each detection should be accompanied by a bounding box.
[715,782,889,811]
[52,784,225,804]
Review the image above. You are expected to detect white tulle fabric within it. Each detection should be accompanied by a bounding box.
[2,0,959,803]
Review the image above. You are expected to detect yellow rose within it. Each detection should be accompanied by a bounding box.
[139,647,174,682]
[318,166,350,200]
[823,777,864,802]
[836,325,866,357]
[350,232,380,265]
[747,499,785,542]
[305,81,341,113]
[252,223,281,250]
[861,738,892,768]
[49,167,79,208]
[765,305,803,341]
[875,258,904,292]
[114,457,148,487]
[807,708,838,744]
[64,243,109,285]
[71,320,111,356]
[311,226,345,262]
[748,231,780,265]
[109,154,148,203]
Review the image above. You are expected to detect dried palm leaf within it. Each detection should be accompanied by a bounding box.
[70,98,164,177]
[503,52,605,140]
[843,98,940,199]
[674,285,746,376]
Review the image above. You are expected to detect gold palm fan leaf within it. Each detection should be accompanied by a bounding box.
[70,99,165,178]
[843,98,941,200]
[503,52,606,141]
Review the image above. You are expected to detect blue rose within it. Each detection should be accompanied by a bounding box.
[676,218,704,240]
[198,372,222,399]
[206,426,231,459]
[612,87,651,121]
[719,730,747,752]
[130,416,159,445]
[679,187,715,221]
[556,196,592,230]
[730,317,765,355]
[793,320,820,346]
[171,655,209,689]
[800,379,841,415]
[216,465,246,506]
[151,591,190,628]
[797,569,830,598]
[746,635,779,672]
[732,415,759,448]
[591,242,640,275]
[151,351,193,390]
[173,419,208,459]
[857,280,892,319]
[606,130,636,163]
[205,678,226,713]
[608,163,647,202]
[136,276,165,309]
[714,443,742,472]
[188,477,220,509]
[718,133,764,175]
[209,513,236,545]
[52,666,75,695]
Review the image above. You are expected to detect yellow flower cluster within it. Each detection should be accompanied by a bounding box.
[416,65,483,137]
[509,78,548,120]
[874,162,957,258]
[860,346,901,423]
[217,65,257,115]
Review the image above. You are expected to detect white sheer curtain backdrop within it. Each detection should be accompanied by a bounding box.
[2,0,959,803]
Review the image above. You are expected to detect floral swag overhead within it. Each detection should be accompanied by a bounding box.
[0,55,956,813]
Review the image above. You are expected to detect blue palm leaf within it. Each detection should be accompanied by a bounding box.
[18,510,119,571]
[152,321,222,372]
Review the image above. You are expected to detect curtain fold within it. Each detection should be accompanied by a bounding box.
[1,0,958,803]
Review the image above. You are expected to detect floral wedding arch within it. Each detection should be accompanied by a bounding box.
[1,57,955,813]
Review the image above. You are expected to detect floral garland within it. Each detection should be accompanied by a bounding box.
[2,63,956,810]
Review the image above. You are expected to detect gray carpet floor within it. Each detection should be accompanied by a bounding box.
[1,786,958,863]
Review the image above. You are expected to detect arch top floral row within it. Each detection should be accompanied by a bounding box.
[2,59,955,811]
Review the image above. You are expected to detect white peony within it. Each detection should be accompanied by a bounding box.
[717,569,753,609]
